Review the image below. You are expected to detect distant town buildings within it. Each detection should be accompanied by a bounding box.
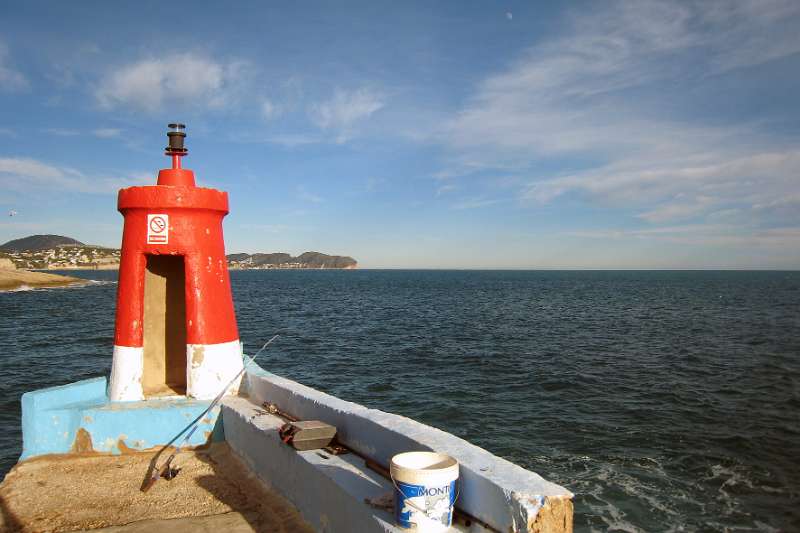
[3,245,120,270]
[3,246,357,270]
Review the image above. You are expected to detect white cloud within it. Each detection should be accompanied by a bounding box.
[95,53,247,112]
[41,127,122,139]
[296,185,323,204]
[442,0,800,229]
[0,42,28,91]
[261,99,281,120]
[451,197,500,210]
[567,224,800,252]
[309,88,384,142]
[264,134,321,148]
[364,176,385,193]
[436,184,457,196]
[0,157,148,194]
[92,128,122,138]
[44,128,80,137]
[524,150,800,224]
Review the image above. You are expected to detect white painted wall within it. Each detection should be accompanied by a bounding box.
[108,345,144,401]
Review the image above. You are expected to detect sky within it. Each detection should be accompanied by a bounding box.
[0,1,799,269]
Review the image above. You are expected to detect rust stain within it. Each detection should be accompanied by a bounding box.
[71,428,94,453]
[117,439,135,454]
[192,345,205,367]
[83,415,93,423]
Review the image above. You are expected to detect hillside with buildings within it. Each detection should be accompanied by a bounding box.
[227,251,358,269]
[1,235,357,270]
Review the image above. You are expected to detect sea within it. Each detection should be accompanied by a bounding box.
[1,269,798,532]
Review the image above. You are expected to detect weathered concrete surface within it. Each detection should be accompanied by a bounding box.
[21,377,222,460]
[530,497,573,533]
[222,397,496,533]
[241,367,574,533]
[0,267,83,291]
[91,512,275,532]
[0,443,313,533]
[142,254,187,396]
[222,396,408,533]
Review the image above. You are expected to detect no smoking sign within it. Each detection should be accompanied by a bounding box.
[147,214,169,244]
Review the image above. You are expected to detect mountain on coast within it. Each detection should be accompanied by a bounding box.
[0,235,83,252]
[227,251,357,269]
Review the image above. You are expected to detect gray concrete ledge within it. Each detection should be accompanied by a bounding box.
[222,396,400,533]
[238,367,573,533]
[221,396,493,533]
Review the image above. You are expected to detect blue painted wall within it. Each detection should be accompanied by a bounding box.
[20,377,223,459]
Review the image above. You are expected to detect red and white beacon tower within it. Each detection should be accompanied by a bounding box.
[109,124,243,402]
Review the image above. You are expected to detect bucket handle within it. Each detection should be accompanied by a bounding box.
[389,473,460,517]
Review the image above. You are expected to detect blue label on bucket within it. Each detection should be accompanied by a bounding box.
[394,480,457,529]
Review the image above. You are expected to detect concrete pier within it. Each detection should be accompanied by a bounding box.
[0,444,312,533]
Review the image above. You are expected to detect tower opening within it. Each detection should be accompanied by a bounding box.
[142,254,187,396]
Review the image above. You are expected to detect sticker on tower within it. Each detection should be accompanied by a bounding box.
[147,214,169,244]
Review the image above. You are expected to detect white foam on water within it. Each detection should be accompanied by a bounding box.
[3,284,38,292]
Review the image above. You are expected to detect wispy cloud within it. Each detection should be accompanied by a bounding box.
[0,42,28,91]
[442,0,800,229]
[567,224,800,251]
[92,128,122,138]
[296,185,323,204]
[261,99,281,120]
[264,133,320,148]
[95,53,248,112]
[42,127,123,139]
[436,184,457,196]
[451,197,500,210]
[44,128,80,137]
[309,88,384,142]
[364,176,385,193]
[0,157,149,195]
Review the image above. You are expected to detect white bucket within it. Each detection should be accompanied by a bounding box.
[390,451,459,532]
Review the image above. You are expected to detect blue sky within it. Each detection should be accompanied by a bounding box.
[1,1,799,268]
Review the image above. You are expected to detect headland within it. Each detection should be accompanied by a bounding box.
[0,261,84,291]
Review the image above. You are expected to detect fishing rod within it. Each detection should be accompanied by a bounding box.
[141,334,280,492]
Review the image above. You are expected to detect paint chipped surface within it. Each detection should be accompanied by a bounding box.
[71,428,94,453]
[186,340,243,400]
[192,345,205,368]
[529,496,574,533]
[109,345,145,401]
[117,438,134,454]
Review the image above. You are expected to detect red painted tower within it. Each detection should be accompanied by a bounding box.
[109,124,242,401]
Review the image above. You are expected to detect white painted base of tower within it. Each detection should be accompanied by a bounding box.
[187,339,244,400]
[108,345,144,401]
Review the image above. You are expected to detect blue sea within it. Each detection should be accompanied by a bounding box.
[1,270,798,531]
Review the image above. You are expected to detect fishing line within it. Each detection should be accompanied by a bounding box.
[142,334,279,492]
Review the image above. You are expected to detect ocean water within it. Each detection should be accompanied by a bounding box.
[1,270,798,531]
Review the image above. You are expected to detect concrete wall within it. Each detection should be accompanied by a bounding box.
[239,367,573,533]
[20,377,222,459]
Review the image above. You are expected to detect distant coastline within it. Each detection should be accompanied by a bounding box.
[1,235,357,271]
